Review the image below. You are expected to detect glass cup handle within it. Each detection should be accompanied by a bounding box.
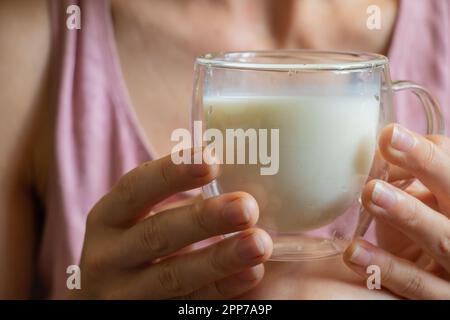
[392,80,445,135]
[354,80,445,238]
[389,80,445,188]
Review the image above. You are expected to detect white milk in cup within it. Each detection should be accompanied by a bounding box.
[192,50,443,260]
[203,95,379,232]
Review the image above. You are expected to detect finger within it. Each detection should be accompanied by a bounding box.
[405,181,439,212]
[93,149,220,227]
[387,134,450,183]
[379,124,450,214]
[388,165,412,182]
[427,134,450,154]
[180,264,264,300]
[344,240,450,299]
[388,165,438,211]
[362,179,450,273]
[131,228,272,299]
[114,192,259,267]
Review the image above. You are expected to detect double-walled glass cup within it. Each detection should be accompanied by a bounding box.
[191,50,444,261]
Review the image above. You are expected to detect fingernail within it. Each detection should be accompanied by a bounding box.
[391,125,416,152]
[236,265,264,281]
[372,181,397,209]
[237,232,267,261]
[348,244,372,267]
[223,198,253,226]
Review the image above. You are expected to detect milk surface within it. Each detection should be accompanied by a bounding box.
[203,95,380,232]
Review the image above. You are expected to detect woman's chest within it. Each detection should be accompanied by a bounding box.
[239,258,398,299]
[111,0,396,158]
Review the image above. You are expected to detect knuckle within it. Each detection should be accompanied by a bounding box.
[159,159,173,189]
[209,245,229,277]
[116,172,139,209]
[190,201,210,235]
[141,218,169,256]
[416,142,437,174]
[157,263,186,296]
[381,256,396,284]
[407,201,421,228]
[399,199,421,229]
[427,135,448,150]
[399,267,424,297]
[437,231,450,257]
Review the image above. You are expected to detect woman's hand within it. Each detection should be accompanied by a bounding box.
[344,124,450,299]
[69,151,273,299]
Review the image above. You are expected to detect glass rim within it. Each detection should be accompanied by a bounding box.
[196,49,388,72]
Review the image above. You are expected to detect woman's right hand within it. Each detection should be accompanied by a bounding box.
[69,151,273,299]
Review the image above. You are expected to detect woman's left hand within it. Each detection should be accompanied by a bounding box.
[343,124,450,299]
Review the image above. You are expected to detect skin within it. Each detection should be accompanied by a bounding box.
[0,0,51,298]
[343,125,450,299]
[112,0,398,156]
[1,0,448,299]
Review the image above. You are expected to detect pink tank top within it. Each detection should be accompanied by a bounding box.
[40,0,450,298]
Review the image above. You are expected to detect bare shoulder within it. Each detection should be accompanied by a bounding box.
[0,0,51,187]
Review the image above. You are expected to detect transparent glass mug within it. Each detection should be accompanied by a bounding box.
[191,50,444,261]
